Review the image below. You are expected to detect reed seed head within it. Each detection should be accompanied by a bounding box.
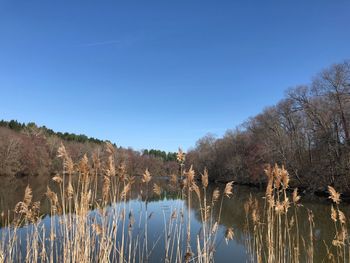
[201,168,209,188]
[52,174,63,184]
[328,186,341,204]
[176,148,186,163]
[24,185,33,206]
[105,141,115,155]
[292,188,301,204]
[57,143,74,174]
[338,210,346,224]
[121,182,132,199]
[142,168,152,184]
[185,165,195,187]
[280,165,289,189]
[67,182,74,199]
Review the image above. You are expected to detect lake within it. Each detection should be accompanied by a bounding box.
[0,174,349,262]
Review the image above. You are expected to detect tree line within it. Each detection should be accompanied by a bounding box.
[0,120,104,144]
[186,60,350,192]
[0,121,178,177]
[142,149,177,162]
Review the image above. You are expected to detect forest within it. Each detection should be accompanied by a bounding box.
[0,120,178,177]
[186,60,350,192]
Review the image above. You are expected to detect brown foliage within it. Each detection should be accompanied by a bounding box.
[187,60,350,191]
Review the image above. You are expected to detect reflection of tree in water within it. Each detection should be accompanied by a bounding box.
[187,184,262,246]
[0,174,53,220]
[0,176,181,225]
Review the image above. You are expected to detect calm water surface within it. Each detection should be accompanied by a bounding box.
[0,175,349,262]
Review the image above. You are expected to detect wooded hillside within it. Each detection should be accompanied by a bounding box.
[186,60,350,191]
[0,121,178,177]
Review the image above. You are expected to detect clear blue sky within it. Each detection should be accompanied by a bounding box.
[0,1,349,152]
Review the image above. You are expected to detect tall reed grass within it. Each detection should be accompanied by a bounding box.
[244,164,350,263]
[1,143,349,262]
[0,143,234,263]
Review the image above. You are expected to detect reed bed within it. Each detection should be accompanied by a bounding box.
[1,143,349,262]
[244,164,350,263]
[0,144,234,263]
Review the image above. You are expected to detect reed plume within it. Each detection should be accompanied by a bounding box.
[142,168,152,184]
[328,186,341,204]
[201,168,209,188]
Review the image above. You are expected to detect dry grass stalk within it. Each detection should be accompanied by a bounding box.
[246,165,350,263]
[245,164,318,263]
[326,185,350,261]
[102,175,111,202]
[211,222,218,234]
